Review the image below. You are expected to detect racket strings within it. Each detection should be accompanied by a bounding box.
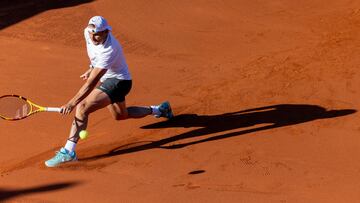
[0,97,31,119]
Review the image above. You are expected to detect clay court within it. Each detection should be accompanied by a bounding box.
[1,0,360,202]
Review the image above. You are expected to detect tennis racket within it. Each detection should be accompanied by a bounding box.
[0,95,61,121]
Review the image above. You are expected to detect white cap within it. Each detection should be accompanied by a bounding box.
[87,16,112,33]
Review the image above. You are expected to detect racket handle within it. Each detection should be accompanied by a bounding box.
[46,107,62,112]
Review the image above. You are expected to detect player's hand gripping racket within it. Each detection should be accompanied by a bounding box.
[0,95,61,121]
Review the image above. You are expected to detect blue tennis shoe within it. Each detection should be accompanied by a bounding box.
[156,101,174,119]
[45,147,77,167]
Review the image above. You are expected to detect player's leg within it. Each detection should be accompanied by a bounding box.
[107,100,152,120]
[45,89,111,167]
[108,100,174,120]
[68,88,111,142]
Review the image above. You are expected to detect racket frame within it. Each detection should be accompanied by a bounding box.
[0,94,61,121]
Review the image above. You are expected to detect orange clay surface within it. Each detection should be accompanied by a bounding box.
[1,0,360,202]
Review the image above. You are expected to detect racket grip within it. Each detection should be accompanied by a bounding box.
[46,107,62,112]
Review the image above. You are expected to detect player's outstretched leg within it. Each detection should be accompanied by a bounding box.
[109,101,174,120]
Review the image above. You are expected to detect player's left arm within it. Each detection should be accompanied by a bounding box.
[61,67,107,114]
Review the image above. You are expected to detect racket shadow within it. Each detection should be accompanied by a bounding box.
[81,104,356,161]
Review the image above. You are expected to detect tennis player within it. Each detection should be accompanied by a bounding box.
[45,16,173,167]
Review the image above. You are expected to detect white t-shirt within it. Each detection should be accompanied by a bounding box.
[84,29,131,82]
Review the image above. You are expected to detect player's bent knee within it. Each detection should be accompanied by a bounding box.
[76,102,91,117]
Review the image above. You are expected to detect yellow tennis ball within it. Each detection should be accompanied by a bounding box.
[79,130,88,140]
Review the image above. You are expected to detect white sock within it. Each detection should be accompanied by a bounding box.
[150,105,161,116]
[64,140,77,153]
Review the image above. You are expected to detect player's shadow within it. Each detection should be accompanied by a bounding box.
[82,104,356,161]
[0,181,81,201]
[0,0,93,30]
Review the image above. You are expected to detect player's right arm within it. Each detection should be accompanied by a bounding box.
[61,67,107,114]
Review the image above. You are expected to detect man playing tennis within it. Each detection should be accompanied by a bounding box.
[45,16,173,167]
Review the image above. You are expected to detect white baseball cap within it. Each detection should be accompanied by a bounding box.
[87,16,112,33]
